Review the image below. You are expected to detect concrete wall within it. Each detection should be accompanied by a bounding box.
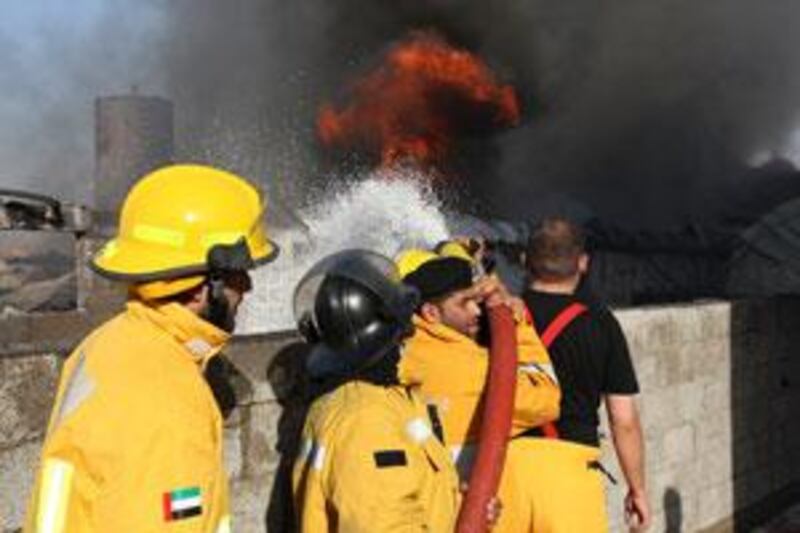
[602,300,800,532]
[2,299,799,532]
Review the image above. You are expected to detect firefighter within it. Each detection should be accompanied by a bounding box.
[520,216,650,532]
[395,242,561,533]
[291,249,461,532]
[24,164,278,533]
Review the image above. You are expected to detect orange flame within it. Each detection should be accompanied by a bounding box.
[317,31,521,170]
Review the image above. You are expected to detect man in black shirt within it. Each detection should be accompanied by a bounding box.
[520,216,651,532]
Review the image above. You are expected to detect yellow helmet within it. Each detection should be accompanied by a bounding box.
[92,164,278,299]
[435,240,476,264]
[394,248,440,279]
[395,246,474,303]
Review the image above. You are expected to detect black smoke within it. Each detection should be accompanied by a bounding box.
[8,1,800,227]
[153,0,800,228]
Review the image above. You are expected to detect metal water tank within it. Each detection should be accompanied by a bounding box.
[93,94,174,230]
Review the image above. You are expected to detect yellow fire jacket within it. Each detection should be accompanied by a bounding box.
[399,315,560,452]
[398,316,561,533]
[24,301,232,533]
[292,381,460,532]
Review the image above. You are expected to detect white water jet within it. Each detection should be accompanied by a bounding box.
[238,168,451,334]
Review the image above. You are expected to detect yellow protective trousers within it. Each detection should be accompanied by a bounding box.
[494,438,609,533]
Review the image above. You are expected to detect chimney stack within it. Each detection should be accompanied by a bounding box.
[93,94,174,232]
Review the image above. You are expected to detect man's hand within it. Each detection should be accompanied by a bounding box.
[472,276,506,307]
[471,276,528,320]
[486,495,503,529]
[624,488,651,531]
[472,276,511,306]
[459,483,503,528]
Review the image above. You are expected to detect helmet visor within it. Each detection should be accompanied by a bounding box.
[293,249,419,341]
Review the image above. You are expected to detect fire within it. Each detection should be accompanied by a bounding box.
[317,31,521,170]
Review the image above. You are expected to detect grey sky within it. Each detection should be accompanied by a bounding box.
[0,1,165,202]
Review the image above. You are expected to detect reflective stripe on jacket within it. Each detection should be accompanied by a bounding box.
[293,381,460,532]
[24,301,232,533]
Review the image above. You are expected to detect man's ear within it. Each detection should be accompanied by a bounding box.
[578,253,590,274]
[183,282,209,315]
[419,301,441,323]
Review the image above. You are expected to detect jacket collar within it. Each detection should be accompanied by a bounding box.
[127,300,230,368]
[410,314,477,346]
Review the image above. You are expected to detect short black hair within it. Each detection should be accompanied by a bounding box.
[526,217,586,281]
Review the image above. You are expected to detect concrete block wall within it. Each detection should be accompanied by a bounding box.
[601,300,800,532]
[0,354,61,528]
[1,299,799,531]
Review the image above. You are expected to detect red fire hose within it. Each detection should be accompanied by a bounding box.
[455,304,518,533]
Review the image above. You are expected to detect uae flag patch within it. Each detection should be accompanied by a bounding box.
[163,486,203,521]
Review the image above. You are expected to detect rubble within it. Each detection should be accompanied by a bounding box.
[0,272,77,313]
[0,233,78,313]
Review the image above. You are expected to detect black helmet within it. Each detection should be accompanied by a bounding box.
[293,249,419,378]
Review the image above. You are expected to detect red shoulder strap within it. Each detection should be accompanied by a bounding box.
[541,302,588,348]
[536,301,588,439]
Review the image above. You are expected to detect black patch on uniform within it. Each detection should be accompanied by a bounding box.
[374,450,407,468]
[427,404,445,444]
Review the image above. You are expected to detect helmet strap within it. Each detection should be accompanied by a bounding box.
[207,238,254,271]
[355,346,401,385]
[202,274,236,332]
